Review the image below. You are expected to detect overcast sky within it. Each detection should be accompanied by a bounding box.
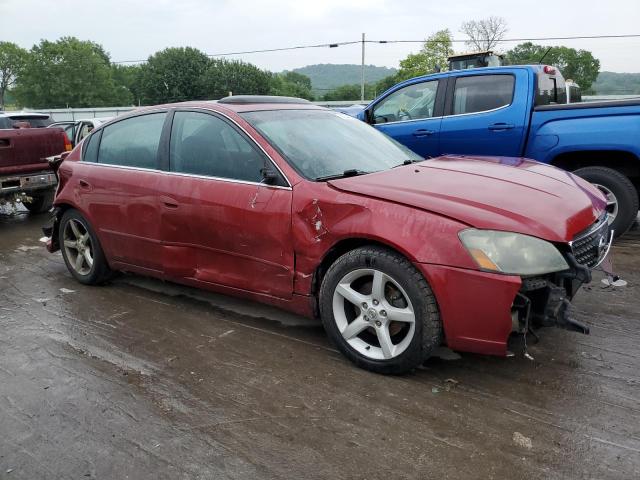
[2,0,639,72]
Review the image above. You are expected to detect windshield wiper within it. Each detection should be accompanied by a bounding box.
[315,169,370,181]
[393,159,423,168]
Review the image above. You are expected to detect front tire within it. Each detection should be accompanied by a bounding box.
[59,209,112,285]
[319,246,442,375]
[574,166,639,238]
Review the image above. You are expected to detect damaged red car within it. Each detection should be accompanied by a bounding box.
[45,96,612,374]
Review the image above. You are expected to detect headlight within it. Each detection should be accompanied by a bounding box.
[459,229,569,276]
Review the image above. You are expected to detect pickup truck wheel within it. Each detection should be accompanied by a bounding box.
[319,246,442,375]
[59,209,112,285]
[574,166,639,238]
[24,190,54,214]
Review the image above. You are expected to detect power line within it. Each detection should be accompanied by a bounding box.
[370,33,640,44]
[111,33,640,65]
[113,40,360,64]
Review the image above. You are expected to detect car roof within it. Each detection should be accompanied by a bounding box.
[0,111,50,119]
[132,97,326,116]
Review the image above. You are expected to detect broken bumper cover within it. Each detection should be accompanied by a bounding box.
[418,253,602,356]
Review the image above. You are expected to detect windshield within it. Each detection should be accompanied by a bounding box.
[240,109,422,180]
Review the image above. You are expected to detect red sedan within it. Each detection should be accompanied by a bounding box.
[45,96,610,374]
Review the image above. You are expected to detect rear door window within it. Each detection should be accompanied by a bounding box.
[97,113,167,169]
[451,75,515,115]
[169,111,269,183]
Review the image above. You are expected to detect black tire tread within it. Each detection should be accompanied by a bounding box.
[24,189,54,214]
[574,166,639,237]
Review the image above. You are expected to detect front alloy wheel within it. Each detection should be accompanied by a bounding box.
[320,246,442,374]
[333,268,416,360]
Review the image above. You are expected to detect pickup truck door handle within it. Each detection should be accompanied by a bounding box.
[488,123,515,131]
[412,129,435,137]
[78,180,91,189]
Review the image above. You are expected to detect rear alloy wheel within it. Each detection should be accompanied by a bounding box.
[320,246,442,374]
[59,209,112,285]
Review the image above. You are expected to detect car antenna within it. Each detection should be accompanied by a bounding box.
[537,47,552,64]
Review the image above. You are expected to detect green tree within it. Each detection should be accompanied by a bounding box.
[111,64,142,105]
[138,47,210,104]
[396,29,454,81]
[269,71,314,99]
[201,59,272,99]
[375,74,402,94]
[505,42,600,90]
[14,37,126,108]
[322,83,376,101]
[0,42,28,109]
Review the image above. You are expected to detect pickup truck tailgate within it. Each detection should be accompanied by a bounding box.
[0,128,67,175]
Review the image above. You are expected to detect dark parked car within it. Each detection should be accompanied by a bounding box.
[45,96,610,374]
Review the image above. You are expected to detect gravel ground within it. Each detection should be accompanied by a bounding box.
[1,210,639,480]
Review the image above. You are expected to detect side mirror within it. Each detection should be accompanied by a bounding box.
[364,108,373,124]
[260,167,279,185]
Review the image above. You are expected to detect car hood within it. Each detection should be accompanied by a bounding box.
[328,155,607,243]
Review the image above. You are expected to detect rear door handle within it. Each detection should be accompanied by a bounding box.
[488,123,515,131]
[412,129,435,137]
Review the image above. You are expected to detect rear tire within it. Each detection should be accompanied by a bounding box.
[574,166,638,238]
[24,190,54,214]
[319,246,442,375]
[58,209,112,285]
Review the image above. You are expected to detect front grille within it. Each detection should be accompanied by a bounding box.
[570,215,610,268]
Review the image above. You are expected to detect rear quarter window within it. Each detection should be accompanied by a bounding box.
[452,75,515,115]
[82,130,102,163]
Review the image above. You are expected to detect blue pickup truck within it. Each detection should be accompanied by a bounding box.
[354,65,640,236]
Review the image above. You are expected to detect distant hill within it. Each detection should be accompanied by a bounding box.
[591,72,640,95]
[290,64,397,93]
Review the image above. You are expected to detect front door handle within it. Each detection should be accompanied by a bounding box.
[412,129,435,137]
[161,196,179,209]
[488,123,515,131]
[78,179,91,189]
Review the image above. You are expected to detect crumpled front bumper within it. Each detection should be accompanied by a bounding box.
[418,250,604,356]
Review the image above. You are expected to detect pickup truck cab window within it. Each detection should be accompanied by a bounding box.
[372,80,438,124]
[452,74,515,115]
[98,112,166,169]
[169,111,270,184]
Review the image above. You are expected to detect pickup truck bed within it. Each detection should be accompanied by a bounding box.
[1,127,70,213]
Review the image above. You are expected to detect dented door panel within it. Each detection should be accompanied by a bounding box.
[158,173,294,298]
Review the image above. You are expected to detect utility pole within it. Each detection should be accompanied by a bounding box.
[361,32,365,102]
